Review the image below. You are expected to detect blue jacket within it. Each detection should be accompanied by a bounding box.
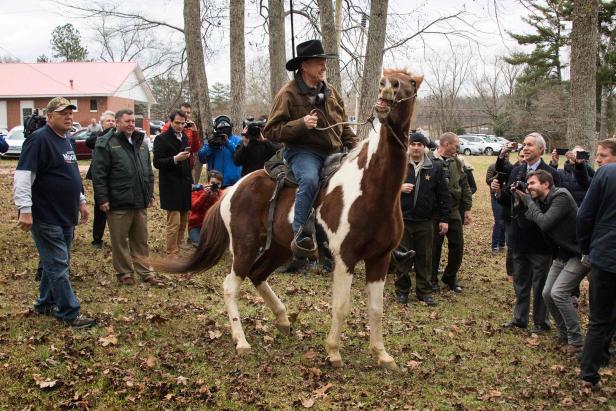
[198,134,242,187]
[0,135,8,153]
[577,163,616,272]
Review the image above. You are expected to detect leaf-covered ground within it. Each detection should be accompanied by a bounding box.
[0,155,613,410]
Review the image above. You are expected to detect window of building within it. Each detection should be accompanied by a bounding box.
[90,99,98,112]
[70,99,78,112]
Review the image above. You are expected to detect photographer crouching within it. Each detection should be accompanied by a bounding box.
[514,170,589,353]
[233,116,281,176]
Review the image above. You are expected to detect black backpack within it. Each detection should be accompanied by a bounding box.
[23,109,47,138]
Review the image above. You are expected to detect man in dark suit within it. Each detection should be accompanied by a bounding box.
[491,132,561,333]
[153,110,193,256]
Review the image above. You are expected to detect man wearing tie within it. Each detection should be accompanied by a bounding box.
[491,132,561,333]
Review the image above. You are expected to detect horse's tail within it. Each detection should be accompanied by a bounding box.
[151,201,229,273]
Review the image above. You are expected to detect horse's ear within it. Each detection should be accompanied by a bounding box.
[411,74,424,90]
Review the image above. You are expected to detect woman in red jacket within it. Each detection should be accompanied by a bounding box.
[188,170,224,246]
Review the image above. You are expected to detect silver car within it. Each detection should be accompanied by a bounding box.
[1,126,25,158]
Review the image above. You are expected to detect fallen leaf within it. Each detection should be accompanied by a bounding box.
[313,383,332,398]
[301,397,315,408]
[146,313,168,324]
[263,335,274,343]
[525,337,540,347]
[304,350,318,361]
[32,374,57,389]
[429,311,439,320]
[208,330,222,340]
[255,320,269,333]
[99,335,118,347]
[406,360,421,369]
[145,356,157,369]
[177,376,188,385]
[306,367,322,378]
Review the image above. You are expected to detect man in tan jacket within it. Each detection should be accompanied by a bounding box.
[263,39,358,258]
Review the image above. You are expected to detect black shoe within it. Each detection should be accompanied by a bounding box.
[530,325,551,334]
[417,295,437,306]
[280,258,307,274]
[33,305,58,316]
[63,314,96,329]
[395,291,409,305]
[502,321,526,330]
[447,284,463,293]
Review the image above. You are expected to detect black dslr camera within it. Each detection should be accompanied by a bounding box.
[23,109,48,138]
[514,181,528,191]
[242,117,266,140]
[207,132,228,148]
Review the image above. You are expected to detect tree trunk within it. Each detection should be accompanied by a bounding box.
[229,0,245,135]
[599,85,609,139]
[184,0,214,135]
[268,0,288,99]
[566,0,598,151]
[317,0,341,92]
[357,0,389,141]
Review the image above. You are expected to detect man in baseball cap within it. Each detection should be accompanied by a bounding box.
[46,97,77,113]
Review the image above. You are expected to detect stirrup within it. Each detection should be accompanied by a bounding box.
[291,230,317,259]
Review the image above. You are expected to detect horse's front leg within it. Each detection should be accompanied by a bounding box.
[325,256,354,367]
[365,256,397,370]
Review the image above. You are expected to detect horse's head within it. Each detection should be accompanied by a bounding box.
[374,68,423,127]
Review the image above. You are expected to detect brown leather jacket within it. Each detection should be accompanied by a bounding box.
[263,78,358,154]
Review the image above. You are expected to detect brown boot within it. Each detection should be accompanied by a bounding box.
[118,274,135,286]
[142,274,164,287]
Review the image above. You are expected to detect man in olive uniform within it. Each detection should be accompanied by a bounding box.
[429,132,473,293]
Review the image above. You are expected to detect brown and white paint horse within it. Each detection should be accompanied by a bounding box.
[155,68,422,369]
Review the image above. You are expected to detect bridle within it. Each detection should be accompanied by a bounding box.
[313,84,417,151]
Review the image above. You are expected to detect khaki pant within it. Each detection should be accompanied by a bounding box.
[107,209,151,278]
[166,210,189,255]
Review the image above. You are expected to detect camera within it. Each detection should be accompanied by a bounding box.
[514,181,528,191]
[555,148,569,156]
[576,151,590,160]
[208,182,220,192]
[242,117,266,140]
[207,131,228,148]
[23,109,48,138]
[184,120,195,128]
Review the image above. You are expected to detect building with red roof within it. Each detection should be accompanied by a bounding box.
[0,61,156,130]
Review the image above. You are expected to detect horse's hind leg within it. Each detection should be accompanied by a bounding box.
[365,256,397,369]
[325,256,354,367]
[249,245,293,335]
[223,268,251,354]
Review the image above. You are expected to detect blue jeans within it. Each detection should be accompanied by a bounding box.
[31,222,80,321]
[284,146,326,234]
[188,227,201,245]
[490,197,506,249]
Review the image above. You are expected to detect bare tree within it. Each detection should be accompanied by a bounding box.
[317,0,341,92]
[230,0,246,135]
[267,0,288,99]
[422,50,473,136]
[356,0,389,141]
[566,0,599,149]
[184,0,214,135]
[470,58,520,127]
[245,57,272,116]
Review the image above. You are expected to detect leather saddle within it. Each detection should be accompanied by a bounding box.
[260,153,347,258]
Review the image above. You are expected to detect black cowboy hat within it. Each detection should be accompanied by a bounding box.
[285,40,337,71]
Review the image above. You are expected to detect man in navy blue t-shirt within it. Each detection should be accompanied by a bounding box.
[13,97,95,329]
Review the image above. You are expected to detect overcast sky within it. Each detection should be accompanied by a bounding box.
[0,0,533,85]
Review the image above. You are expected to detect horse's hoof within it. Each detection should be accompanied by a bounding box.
[378,360,399,371]
[327,357,344,368]
[276,323,291,335]
[236,344,252,355]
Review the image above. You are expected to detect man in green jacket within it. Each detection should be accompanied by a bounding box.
[429,132,473,293]
[91,109,159,286]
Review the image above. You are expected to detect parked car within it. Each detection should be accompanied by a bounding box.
[150,120,165,135]
[70,129,93,160]
[458,137,483,156]
[0,126,25,158]
[459,134,501,155]
[475,134,504,155]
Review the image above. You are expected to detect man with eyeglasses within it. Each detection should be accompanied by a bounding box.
[153,110,193,256]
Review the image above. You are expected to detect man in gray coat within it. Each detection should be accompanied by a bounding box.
[515,170,588,354]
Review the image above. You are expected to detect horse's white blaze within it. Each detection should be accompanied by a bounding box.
[256,281,289,326]
[223,270,249,350]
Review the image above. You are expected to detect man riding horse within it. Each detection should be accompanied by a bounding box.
[263,39,358,258]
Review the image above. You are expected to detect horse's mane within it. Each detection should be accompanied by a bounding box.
[382,67,414,79]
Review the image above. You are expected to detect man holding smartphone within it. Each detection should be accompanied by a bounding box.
[153,110,193,256]
[549,145,595,206]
